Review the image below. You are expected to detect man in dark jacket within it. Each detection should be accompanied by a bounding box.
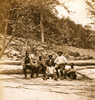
[45,55,55,79]
[46,55,55,67]
[22,52,34,78]
[37,56,46,78]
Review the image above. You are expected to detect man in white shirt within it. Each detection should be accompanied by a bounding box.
[55,51,67,79]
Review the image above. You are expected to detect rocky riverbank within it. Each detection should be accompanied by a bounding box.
[0,35,95,61]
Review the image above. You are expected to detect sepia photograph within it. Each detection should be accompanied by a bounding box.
[0,0,95,100]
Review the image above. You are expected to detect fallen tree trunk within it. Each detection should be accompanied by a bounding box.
[76,72,92,80]
[0,61,21,65]
[0,60,95,66]
[0,65,23,74]
[76,66,95,70]
[67,60,95,66]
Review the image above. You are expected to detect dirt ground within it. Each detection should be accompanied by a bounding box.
[0,74,95,100]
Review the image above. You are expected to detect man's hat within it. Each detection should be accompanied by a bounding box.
[48,55,53,58]
[39,55,42,58]
[25,51,29,55]
[70,63,74,66]
[57,51,63,54]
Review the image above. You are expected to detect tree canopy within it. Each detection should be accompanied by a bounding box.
[0,0,95,50]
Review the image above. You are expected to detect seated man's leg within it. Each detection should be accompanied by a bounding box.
[42,66,50,80]
[46,66,49,75]
[70,72,77,79]
[23,65,27,78]
[46,67,52,79]
[30,65,36,78]
[53,71,58,81]
[66,72,77,80]
[73,74,77,79]
[59,64,65,79]
[25,65,34,78]
[55,64,61,77]
[43,66,49,79]
[46,66,49,74]
[42,66,47,77]
[34,66,40,77]
[66,73,71,79]
[37,67,40,77]
[48,67,55,79]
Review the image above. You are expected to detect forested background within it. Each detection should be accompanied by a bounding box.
[0,0,95,60]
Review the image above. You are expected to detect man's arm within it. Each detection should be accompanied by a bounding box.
[63,56,67,64]
[22,57,25,67]
[52,59,55,66]
[45,60,48,66]
[67,69,76,74]
[54,57,58,64]
[30,58,33,65]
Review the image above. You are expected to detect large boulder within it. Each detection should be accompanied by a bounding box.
[68,56,76,60]
[69,50,80,57]
[36,46,44,51]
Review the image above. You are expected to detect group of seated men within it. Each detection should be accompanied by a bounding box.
[22,51,77,80]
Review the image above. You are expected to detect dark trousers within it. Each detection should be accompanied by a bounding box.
[30,64,46,78]
[38,66,46,77]
[67,72,77,79]
[55,64,65,77]
[23,64,35,78]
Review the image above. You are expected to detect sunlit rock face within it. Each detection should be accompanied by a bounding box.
[56,0,93,26]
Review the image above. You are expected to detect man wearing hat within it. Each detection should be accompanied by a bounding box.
[65,63,77,80]
[22,51,33,78]
[45,54,55,79]
[54,51,67,79]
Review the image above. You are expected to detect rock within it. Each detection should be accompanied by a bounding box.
[36,46,44,51]
[75,57,81,60]
[68,56,76,60]
[89,56,94,59]
[11,41,16,45]
[69,51,80,57]
[79,52,84,57]
[11,50,20,55]
[80,55,93,60]
[3,50,10,56]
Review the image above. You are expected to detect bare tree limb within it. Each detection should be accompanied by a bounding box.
[76,72,92,80]
[0,36,13,59]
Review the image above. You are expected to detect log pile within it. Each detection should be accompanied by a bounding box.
[0,60,95,80]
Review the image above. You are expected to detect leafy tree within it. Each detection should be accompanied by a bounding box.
[87,31,95,48]
[0,0,14,59]
[0,0,60,59]
[85,0,95,18]
[85,0,95,29]
[7,0,59,42]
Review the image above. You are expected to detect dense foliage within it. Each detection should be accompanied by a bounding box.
[0,0,95,49]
